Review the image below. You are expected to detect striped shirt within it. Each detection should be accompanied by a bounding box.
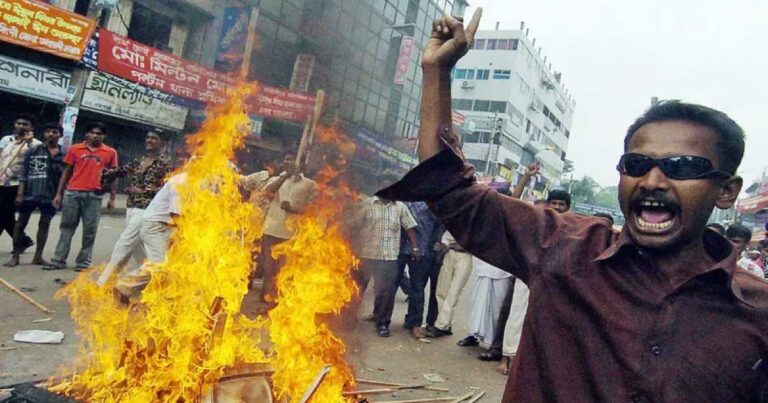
[357,196,418,261]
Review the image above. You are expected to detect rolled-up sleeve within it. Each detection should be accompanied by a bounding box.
[377,148,565,284]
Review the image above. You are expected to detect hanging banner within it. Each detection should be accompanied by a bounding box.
[60,105,78,152]
[246,86,316,122]
[98,28,234,104]
[214,7,252,73]
[289,53,314,92]
[0,54,70,102]
[81,71,189,130]
[0,0,96,60]
[393,36,415,85]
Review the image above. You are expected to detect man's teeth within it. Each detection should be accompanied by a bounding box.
[637,217,673,230]
[640,200,666,208]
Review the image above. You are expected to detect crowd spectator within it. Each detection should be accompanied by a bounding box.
[726,224,765,279]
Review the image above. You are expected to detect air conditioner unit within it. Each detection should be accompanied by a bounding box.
[461,80,475,89]
[529,103,539,112]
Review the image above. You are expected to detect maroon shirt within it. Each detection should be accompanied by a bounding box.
[379,148,768,402]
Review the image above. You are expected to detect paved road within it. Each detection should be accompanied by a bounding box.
[0,213,507,401]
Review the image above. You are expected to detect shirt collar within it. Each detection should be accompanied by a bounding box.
[373,196,394,205]
[594,228,750,307]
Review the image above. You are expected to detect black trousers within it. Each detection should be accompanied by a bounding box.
[0,186,17,241]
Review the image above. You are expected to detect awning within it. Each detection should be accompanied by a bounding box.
[737,195,768,214]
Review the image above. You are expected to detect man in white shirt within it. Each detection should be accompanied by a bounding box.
[259,154,316,306]
[726,224,766,279]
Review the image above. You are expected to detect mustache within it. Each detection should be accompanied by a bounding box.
[630,190,682,214]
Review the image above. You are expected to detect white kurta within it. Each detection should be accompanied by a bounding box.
[465,257,511,348]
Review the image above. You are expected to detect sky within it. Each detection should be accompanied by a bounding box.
[464,0,768,189]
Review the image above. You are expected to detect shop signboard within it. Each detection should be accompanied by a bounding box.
[393,36,415,85]
[0,0,96,60]
[246,86,316,122]
[98,28,234,104]
[353,126,417,172]
[0,54,70,102]
[214,7,253,73]
[81,71,189,130]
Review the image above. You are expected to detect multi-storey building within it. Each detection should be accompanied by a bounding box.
[451,24,576,196]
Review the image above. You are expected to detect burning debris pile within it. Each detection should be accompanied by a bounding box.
[47,83,362,402]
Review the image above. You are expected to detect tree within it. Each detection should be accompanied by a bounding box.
[594,186,620,210]
[569,176,600,204]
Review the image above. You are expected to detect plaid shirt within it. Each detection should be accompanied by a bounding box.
[357,196,418,261]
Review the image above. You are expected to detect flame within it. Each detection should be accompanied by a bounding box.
[52,83,267,401]
[50,85,364,402]
[268,125,360,401]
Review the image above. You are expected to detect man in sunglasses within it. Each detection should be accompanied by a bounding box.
[378,9,768,402]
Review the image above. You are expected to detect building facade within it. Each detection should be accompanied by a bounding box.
[451,25,576,197]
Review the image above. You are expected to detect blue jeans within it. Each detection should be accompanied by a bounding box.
[399,253,438,328]
[51,191,103,269]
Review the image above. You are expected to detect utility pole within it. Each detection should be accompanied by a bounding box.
[484,112,502,176]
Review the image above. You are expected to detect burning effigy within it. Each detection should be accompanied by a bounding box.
[46,82,361,402]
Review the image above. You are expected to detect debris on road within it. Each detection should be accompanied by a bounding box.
[13,330,65,344]
[422,373,446,383]
[0,277,53,314]
[31,318,52,323]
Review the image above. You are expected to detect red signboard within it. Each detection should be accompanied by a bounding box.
[393,36,415,85]
[0,0,96,60]
[247,86,316,122]
[738,195,768,214]
[98,29,234,104]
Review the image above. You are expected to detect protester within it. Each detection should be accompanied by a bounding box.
[44,122,118,271]
[4,123,64,267]
[427,230,472,337]
[593,212,614,226]
[353,176,419,337]
[378,10,768,399]
[259,153,316,306]
[397,201,443,338]
[706,222,726,236]
[456,254,512,348]
[0,113,39,252]
[97,130,171,285]
[726,224,765,279]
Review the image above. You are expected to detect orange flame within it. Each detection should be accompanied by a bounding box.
[52,83,267,401]
[50,86,364,402]
[268,125,360,401]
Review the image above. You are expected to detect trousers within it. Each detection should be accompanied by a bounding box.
[51,191,103,269]
[434,250,473,331]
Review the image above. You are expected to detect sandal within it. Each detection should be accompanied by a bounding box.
[479,349,503,361]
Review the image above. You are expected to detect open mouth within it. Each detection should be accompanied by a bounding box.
[634,199,678,233]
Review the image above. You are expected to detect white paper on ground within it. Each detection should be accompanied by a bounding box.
[13,330,65,344]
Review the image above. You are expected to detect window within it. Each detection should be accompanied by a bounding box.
[452,98,473,110]
[507,103,524,126]
[476,69,490,80]
[455,69,468,79]
[490,101,506,113]
[497,39,508,49]
[493,70,511,79]
[486,39,497,50]
[473,39,485,49]
[508,39,519,50]
[128,3,173,50]
[473,100,491,112]
[465,131,491,143]
[74,0,90,16]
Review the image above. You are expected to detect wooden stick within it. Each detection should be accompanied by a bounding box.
[375,397,467,403]
[0,277,52,314]
[467,391,486,403]
[343,384,436,396]
[449,392,475,403]
[356,379,449,393]
[299,364,331,403]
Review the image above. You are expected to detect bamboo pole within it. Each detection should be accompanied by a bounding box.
[356,379,449,393]
[0,277,52,314]
[375,397,467,403]
[342,384,435,396]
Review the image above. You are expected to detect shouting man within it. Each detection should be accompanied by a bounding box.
[378,9,768,401]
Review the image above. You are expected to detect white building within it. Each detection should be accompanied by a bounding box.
[451,23,576,196]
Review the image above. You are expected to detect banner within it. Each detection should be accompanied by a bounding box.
[98,29,234,104]
[289,53,314,92]
[60,105,77,152]
[214,7,252,73]
[81,71,189,130]
[0,0,96,60]
[247,86,316,122]
[0,54,70,102]
[353,126,417,172]
[393,36,415,85]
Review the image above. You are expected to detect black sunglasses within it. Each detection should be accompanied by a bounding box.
[616,153,731,180]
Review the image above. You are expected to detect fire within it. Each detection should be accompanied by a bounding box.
[268,126,360,401]
[52,83,267,401]
[50,85,363,402]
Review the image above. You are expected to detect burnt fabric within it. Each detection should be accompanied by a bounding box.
[378,148,768,403]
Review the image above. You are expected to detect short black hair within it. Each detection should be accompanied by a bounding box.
[42,122,63,134]
[725,224,752,243]
[759,239,768,249]
[147,128,170,142]
[547,189,572,207]
[625,100,745,175]
[84,121,107,135]
[706,222,725,234]
[594,213,614,225]
[13,113,36,127]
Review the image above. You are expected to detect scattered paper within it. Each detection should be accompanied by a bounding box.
[31,318,52,323]
[422,373,446,383]
[13,330,65,344]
